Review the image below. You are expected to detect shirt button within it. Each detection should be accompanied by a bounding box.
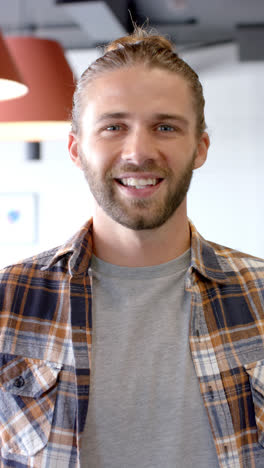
[13,376,25,388]
[208,385,214,400]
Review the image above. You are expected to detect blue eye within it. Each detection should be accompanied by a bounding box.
[158,125,175,132]
[106,125,121,131]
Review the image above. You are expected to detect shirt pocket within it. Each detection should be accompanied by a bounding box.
[245,359,264,448]
[0,354,62,457]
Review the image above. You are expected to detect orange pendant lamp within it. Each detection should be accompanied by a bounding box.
[0,36,76,141]
[0,31,28,101]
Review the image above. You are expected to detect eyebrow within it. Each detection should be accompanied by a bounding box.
[95,112,190,127]
[153,113,189,127]
[95,112,129,124]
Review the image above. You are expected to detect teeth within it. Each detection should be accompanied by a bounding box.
[120,178,159,188]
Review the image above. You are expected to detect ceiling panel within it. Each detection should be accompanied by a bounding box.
[0,0,263,55]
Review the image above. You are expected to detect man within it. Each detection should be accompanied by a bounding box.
[0,28,264,468]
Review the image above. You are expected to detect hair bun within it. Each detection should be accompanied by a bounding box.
[105,28,175,54]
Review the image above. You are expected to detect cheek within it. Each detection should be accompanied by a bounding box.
[82,149,113,175]
[89,140,120,168]
[166,145,196,171]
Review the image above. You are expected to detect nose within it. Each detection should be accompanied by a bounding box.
[121,127,159,165]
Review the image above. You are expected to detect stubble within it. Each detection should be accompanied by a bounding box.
[79,152,196,230]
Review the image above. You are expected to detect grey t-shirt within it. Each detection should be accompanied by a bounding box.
[80,250,219,468]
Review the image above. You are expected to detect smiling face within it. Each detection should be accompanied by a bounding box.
[69,65,209,231]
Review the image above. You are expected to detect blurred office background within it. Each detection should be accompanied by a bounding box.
[0,0,263,268]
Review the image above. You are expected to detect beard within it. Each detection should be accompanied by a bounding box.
[79,152,196,231]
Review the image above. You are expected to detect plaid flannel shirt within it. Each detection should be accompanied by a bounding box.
[0,219,264,468]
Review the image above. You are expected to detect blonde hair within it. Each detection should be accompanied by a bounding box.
[71,27,206,137]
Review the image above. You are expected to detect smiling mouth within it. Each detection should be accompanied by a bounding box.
[115,177,163,189]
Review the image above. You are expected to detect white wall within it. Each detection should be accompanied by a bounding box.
[185,44,263,257]
[0,43,263,268]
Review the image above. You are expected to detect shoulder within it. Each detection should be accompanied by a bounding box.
[0,218,94,286]
[0,245,64,283]
[190,221,264,284]
[0,245,71,320]
[207,238,264,278]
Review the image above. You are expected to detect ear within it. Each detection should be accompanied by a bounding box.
[193,132,210,170]
[68,132,82,169]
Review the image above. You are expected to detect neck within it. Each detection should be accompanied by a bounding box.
[92,202,191,267]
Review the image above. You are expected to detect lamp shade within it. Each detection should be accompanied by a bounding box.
[0,37,76,141]
[0,31,28,101]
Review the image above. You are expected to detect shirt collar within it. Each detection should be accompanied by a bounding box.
[43,219,93,276]
[44,218,230,283]
[189,220,230,283]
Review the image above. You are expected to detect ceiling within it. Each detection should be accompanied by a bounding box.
[1,0,264,59]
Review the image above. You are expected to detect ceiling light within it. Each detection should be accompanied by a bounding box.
[0,37,75,141]
[167,0,188,11]
[0,31,28,101]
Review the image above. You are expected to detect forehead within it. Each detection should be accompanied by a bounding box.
[81,65,196,125]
